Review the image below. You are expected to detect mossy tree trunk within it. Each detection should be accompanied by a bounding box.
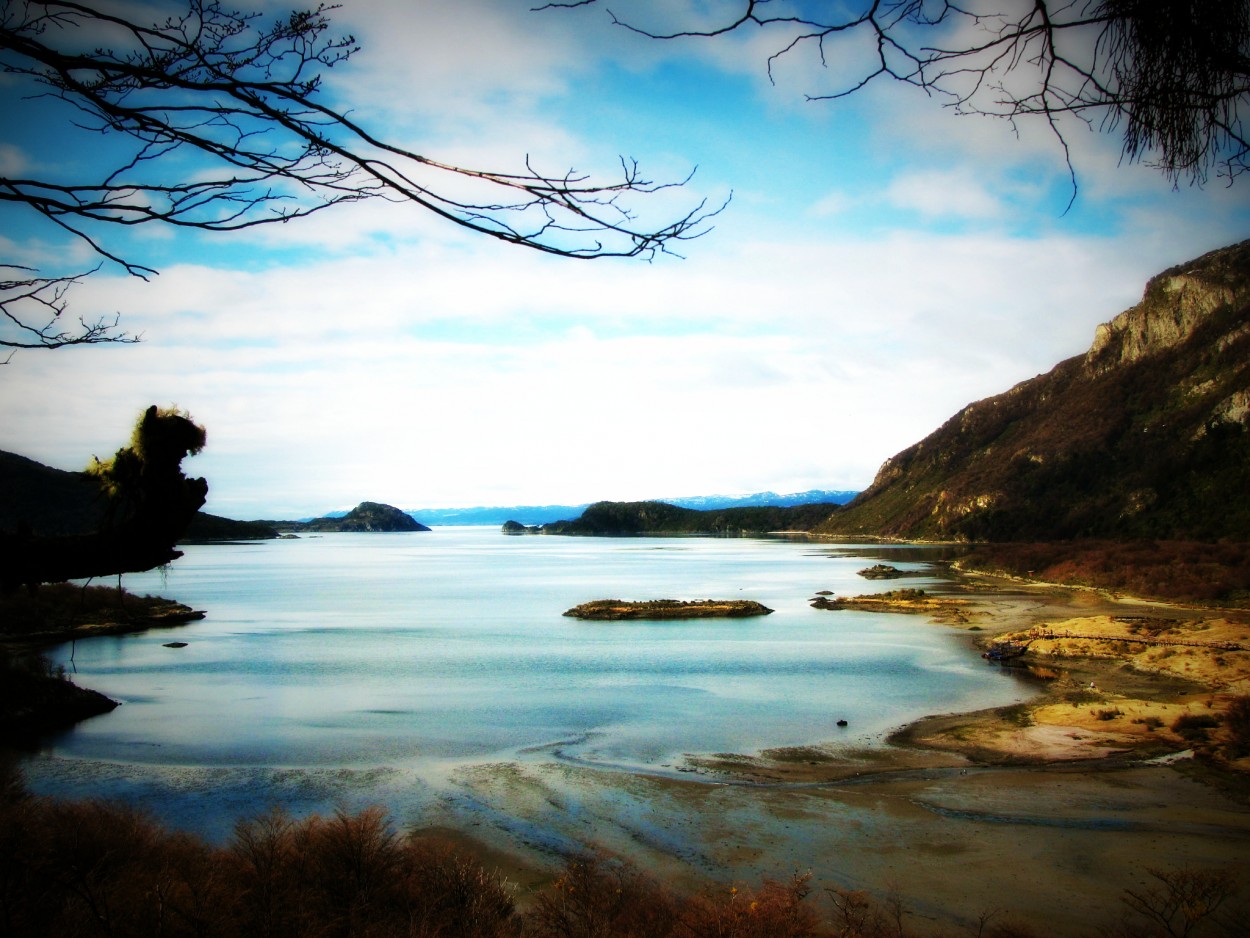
[0,406,207,591]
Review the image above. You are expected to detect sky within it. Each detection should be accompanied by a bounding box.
[2,0,1248,520]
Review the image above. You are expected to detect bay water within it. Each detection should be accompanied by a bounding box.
[21,527,1030,838]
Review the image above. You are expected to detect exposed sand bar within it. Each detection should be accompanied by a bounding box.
[423,574,1250,935]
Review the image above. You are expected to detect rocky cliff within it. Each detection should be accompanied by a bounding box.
[819,240,1250,541]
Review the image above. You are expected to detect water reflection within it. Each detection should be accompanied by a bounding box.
[21,528,1031,837]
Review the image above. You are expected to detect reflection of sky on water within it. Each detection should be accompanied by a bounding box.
[21,528,1032,837]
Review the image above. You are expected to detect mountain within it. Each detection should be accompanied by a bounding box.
[530,500,846,536]
[1,450,279,542]
[182,514,280,541]
[270,502,431,533]
[410,489,857,527]
[0,451,103,536]
[409,503,591,527]
[818,240,1250,542]
[660,489,858,511]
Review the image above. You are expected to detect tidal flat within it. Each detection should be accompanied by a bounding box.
[425,578,1250,934]
[12,530,1250,934]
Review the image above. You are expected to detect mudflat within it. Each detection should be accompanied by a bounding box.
[430,572,1250,935]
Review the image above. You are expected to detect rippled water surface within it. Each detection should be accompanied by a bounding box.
[23,528,1029,835]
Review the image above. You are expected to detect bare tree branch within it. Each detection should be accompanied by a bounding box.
[0,1,724,352]
[555,0,1250,195]
[0,266,139,356]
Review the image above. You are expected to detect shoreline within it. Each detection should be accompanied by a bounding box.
[1,587,206,741]
[677,567,1249,786]
[0,584,205,651]
[8,567,1245,777]
[7,567,1250,934]
[0,603,206,649]
[427,575,1250,932]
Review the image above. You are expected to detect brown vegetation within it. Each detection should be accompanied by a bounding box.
[958,540,1250,606]
[1,760,1243,937]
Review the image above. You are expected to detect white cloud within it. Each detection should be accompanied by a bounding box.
[884,169,1005,220]
[0,225,1181,518]
[0,144,26,176]
[4,0,1247,521]
[807,190,853,218]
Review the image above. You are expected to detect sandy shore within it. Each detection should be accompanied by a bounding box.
[416,573,1250,935]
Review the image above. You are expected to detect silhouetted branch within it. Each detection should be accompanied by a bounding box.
[1,1,718,260]
[0,267,139,356]
[555,0,1250,192]
[0,1,723,353]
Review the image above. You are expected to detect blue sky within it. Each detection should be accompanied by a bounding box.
[2,0,1248,519]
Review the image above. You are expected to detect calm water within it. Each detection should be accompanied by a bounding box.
[21,528,1030,837]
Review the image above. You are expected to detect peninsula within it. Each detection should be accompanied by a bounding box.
[809,588,970,621]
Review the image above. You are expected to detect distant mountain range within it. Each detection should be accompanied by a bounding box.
[405,490,858,527]
[502,240,1250,543]
[6,242,1247,549]
[0,455,855,540]
[511,499,847,536]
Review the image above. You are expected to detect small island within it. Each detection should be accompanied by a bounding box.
[856,563,911,579]
[810,588,969,620]
[265,501,431,533]
[564,599,774,620]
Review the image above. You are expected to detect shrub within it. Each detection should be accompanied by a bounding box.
[526,853,676,938]
[1223,696,1250,757]
[1119,866,1240,938]
[683,874,821,938]
[404,836,519,937]
[1171,713,1222,739]
[957,540,1250,606]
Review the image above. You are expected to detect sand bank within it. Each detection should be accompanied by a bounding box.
[422,574,1250,935]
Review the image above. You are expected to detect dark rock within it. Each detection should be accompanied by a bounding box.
[0,664,118,743]
[857,564,910,579]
